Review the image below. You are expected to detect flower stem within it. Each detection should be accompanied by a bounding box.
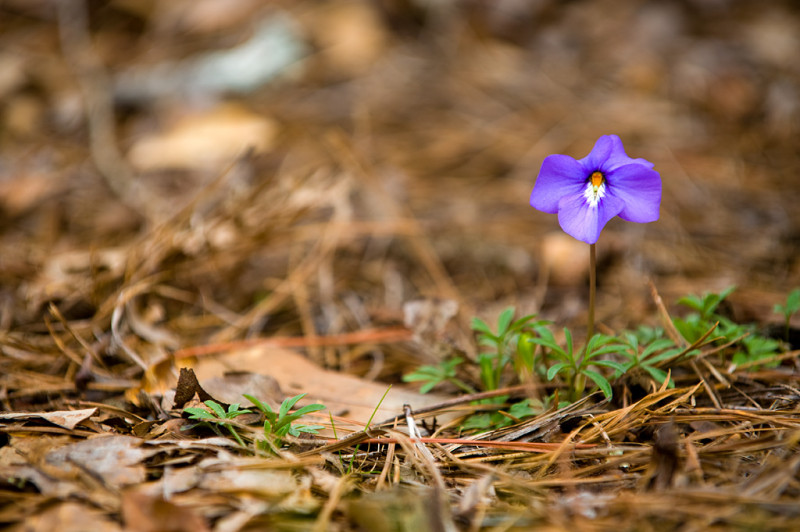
[588,243,596,342]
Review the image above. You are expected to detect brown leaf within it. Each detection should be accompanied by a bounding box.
[200,371,282,408]
[8,501,121,532]
[0,408,96,430]
[173,367,222,409]
[192,346,453,426]
[122,490,209,532]
[45,435,158,489]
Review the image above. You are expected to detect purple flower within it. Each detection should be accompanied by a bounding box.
[530,135,662,244]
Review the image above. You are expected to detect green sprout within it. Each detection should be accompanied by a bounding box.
[616,332,681,388]
[402,356,476,394]
[184,400,252,447]
[774,288,800,342]
[531,327,626,401]
[472,307,548,391]
[244,393,326,451]
[674,286,781,367]
[673,285,736,343]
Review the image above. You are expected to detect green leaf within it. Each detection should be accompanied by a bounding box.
[478,336,500,347]
[205,400,227,419]
[774,289,800,319]
[289,424,325,437]
[419,381,437,394]
[280,393,306,419]
[529,336,565,357]
[585,333,614,353]
[642,366,672,388]
[673,317,701,343]
[646,347,684,365]
[243,394,274,415]
[496,307,515,337]
[478,353,496,390]
[546,362,569,381]
[585,344,625,361]
[592,360,628,374]
[470,317,494,336]
[509,314,543,332]
[184,407,215,420]
[788,289,800,312]
[507,399,539,420]
[516,333,535,370]
[226,403,251,418]
[564,328,574,361]
[582,369,612,399]
[461,413,495,431]
[291,403,326,418]
[640,338,675,359]
[677,294,704,313]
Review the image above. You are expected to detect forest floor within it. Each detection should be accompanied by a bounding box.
[1,1,800,530]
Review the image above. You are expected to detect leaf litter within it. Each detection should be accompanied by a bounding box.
[1,0,800,530]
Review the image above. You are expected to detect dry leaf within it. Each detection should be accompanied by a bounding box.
[8,501,121,532]
[191,346,451,426]
[45,435,158,488]
[122,490,209,532]
[127,103,278,172]
[0,408,96,430]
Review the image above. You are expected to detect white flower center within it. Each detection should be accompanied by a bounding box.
[583,171,606,208]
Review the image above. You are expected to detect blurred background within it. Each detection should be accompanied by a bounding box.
[0,0,798,378]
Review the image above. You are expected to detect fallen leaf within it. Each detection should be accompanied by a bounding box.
[45,435,158,488]
[191,346,451,426]
[201,466,300,498]
[122,490,209,532]
[8,501,121,532]
[172,367,222,409]
[0,408,96,430]
[200,371,283,409]
[127,103,278,172]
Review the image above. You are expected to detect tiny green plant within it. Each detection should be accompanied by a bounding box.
[672,285,736,343]
[774,288,800,342]
[244,393,326,451]
[531,327,626,401]
[673,286,781,367]
[616,332,680,388]
[472,307,548,390]
[184,400,252,447]
[402,357,476,394]
[460,397,545,432]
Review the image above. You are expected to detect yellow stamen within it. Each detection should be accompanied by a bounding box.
[590,171,604,188]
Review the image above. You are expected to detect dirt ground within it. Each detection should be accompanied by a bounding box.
[1,1,799,530]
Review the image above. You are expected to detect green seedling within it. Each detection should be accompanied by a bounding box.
[774,288,800,342]
[184,400,252,447]
[472,307,548,390]
[617,332,681,388]
[461,397,544,432]
[244,393,325,451]
[402,356,476,394]
[673,285,736,343]
[674,286,781,367]
[531,327,626,401]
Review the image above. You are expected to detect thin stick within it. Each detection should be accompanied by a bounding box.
[588,243,596,342]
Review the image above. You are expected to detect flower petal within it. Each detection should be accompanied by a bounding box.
[580,135,655,173]
[603,135,655,171]
[530,154,585,213]
[557,191,625,244]
[606,164,662,223]
[578,136,614,172]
